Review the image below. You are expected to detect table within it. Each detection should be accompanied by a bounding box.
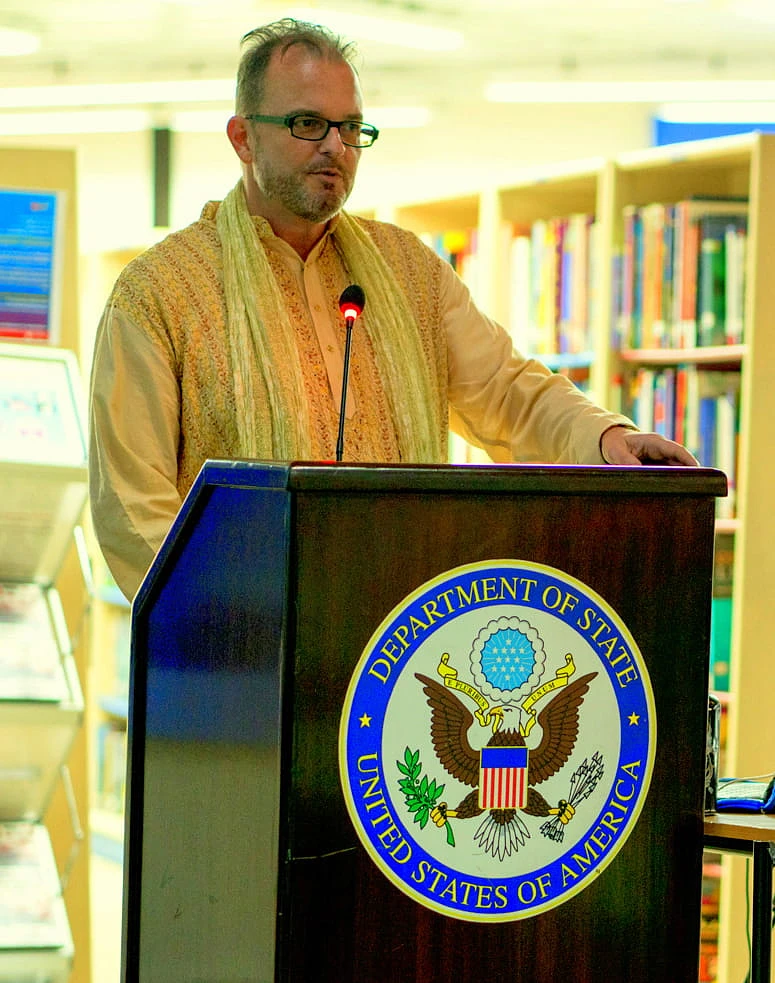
[704,813,775,983]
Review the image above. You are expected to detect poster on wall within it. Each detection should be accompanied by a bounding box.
[0,189,64,344]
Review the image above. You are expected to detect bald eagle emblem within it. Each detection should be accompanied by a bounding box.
[410,663,602,860]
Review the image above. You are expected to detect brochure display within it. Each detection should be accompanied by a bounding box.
[125,460,725,983]
[0,342,87,982]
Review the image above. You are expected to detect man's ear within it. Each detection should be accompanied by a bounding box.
[226,116,253,163]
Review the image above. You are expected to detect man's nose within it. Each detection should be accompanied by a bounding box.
[319,124,347,153]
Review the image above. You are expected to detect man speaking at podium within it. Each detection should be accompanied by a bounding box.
[88,18,697,601]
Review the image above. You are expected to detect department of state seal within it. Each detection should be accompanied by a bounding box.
[338,560,656,922]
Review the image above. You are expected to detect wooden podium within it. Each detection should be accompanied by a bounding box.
[123,462,725,983]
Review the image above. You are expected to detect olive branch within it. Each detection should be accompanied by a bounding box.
[396,747,455,847]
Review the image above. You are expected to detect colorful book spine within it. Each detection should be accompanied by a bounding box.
[698,218,729,347]
[714,374,740,520]
[724,224,747,345]
[509,213,595,361]
[709,530,735,692]
[617,197,748,351]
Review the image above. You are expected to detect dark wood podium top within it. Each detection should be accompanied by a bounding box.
[200,459,728,497]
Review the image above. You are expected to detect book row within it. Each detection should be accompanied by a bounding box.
[425,197,749,362]
[614,197,748,351]
[620,366,739,518]
[506,214,598,358]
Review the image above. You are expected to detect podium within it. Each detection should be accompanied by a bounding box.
[124,461,725,983]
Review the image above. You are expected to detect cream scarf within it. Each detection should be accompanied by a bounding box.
[215,181,444,463]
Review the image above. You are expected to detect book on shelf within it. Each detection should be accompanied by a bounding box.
[697,213,748,348]
[654,367,676,439]
[639,202,668,349]
[710,598,732,692]
[507,214,596,362]
[423,228,480,297]
[622,366,739,511]
[619,204,642,349]
[534,218,558,355]
[710,531,734,693]
[616,196,748,351]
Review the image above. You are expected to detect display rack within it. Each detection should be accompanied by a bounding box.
[0,341,88,983]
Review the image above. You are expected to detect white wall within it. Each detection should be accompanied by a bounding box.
[0,101,655,249]
[0,101,655,356]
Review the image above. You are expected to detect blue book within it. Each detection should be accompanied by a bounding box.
[698,394,717,467]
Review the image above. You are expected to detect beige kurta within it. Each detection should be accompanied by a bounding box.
[89,203,634,599]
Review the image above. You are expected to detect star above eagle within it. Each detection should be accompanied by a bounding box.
[414,669,598,859]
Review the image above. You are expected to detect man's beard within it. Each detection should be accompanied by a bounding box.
[258,160,353,223]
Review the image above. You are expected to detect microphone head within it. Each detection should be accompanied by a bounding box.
[339,284,365,320]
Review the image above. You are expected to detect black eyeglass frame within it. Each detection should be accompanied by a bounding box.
[242,112,380,148]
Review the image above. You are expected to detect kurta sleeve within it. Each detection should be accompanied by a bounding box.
[442,261,635,463]
[89,305,182,600]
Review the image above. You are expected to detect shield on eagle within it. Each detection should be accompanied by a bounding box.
[479,745,529,810]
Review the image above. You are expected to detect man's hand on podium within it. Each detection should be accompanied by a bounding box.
[600,425,700,467]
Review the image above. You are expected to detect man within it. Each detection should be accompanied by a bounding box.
[89,18,697,601]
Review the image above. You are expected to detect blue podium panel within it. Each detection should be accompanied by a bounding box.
[127,463,292,983]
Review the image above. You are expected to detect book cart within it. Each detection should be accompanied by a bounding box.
[374,131,775,982]
[0,342,88,982]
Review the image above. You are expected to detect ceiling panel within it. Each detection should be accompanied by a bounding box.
[1,0,775,114]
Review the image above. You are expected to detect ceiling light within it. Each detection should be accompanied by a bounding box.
[0,78,234,109]
[0,109,150,135]
[657,101,775,123]
[0,26,40,56]
[485,79,775,104]
[286,7,463,51]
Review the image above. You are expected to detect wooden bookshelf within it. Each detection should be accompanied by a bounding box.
[366,131,775,982]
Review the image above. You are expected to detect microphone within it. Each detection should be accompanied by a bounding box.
[339,284,365,322]
[336,284,365,462]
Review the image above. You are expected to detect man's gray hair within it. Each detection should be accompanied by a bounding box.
[236,18,359,114]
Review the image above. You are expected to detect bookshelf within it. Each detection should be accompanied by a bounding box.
[609,132,775,983]
[368,131,775,983]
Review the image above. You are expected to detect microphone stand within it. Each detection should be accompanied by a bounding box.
[335,314,356,462]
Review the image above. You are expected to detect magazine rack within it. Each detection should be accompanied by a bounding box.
[0,343,87,983]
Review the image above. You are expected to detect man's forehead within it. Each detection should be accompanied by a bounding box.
[270,43,351,75]
[264,45,362,102]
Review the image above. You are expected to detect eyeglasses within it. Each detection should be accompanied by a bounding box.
[243,113,380,148]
